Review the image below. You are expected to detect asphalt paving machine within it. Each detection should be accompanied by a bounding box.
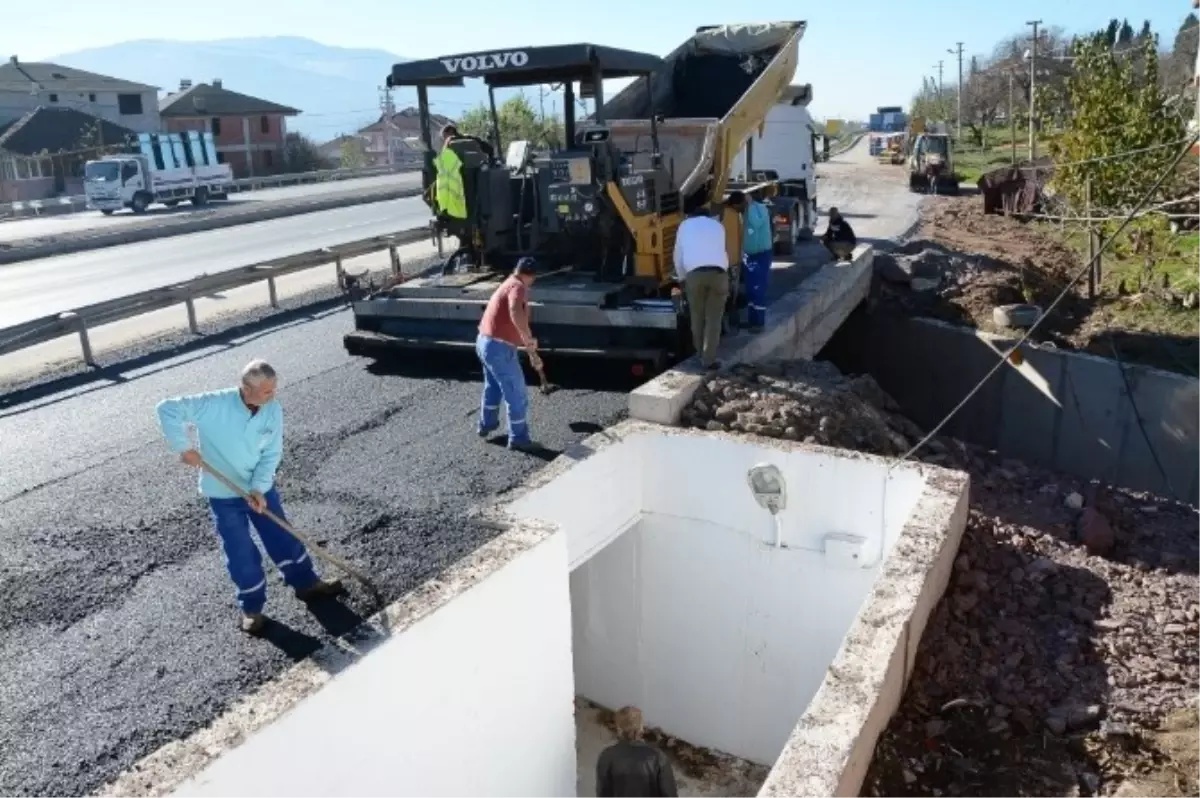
[343,22,807,367]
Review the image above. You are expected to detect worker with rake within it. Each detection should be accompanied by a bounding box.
[156,359,344,634]
[475,257,541,451]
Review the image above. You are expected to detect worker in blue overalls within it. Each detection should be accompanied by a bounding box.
[739,187,775,333]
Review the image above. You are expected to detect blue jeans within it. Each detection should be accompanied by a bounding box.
[208,487,319,614]
[475,333,531,446]
[743,250,772,327]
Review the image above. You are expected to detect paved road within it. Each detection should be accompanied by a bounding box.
[0,196,431,328]
[0,173,422,244]
[0,140,922,797]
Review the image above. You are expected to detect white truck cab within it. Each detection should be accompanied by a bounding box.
[85,131,233,215]
[732,84,819,236]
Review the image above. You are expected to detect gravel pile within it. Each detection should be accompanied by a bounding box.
[679,360,932,457]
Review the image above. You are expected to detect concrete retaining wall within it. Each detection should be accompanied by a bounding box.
[835,314,1199,504]
[629,244,875,426]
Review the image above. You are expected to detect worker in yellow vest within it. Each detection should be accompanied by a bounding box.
[433,124,468,222]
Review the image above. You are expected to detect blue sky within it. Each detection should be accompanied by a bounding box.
[5,0,1194,121]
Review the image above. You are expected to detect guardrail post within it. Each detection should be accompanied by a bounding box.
[388,239,401,276]
[267,277,279,309]
[185,298,200,334]
[60,311,95,366]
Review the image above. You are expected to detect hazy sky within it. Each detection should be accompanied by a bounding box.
[3,0,1194,120]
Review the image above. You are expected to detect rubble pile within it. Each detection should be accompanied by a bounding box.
[679,360,932,457]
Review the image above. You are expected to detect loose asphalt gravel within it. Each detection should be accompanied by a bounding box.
[0,137,919,797]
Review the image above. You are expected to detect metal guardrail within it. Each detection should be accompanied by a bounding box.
[0,226,429,365]
[0,162,422,220]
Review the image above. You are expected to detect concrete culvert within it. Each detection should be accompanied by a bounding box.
[992,303,1042,329]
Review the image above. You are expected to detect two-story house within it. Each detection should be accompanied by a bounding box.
[159,80,300,178]
[358,107,453,166]
[0,56,160,133]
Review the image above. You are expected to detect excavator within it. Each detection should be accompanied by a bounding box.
[343,22,807,369]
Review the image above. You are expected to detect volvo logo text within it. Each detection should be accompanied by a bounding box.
[440,50,530,74]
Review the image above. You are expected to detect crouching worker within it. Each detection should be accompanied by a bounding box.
[156,359,343,635]
[821,206,857,261]
[476,257,540,451]
[596,706,678,797]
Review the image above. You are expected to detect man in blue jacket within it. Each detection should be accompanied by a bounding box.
[731,189,774,332]
[156,359,342,634]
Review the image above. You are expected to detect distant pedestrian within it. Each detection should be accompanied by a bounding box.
[739,187,775,332]
[822,206,857,261]
[476,258,540,451]
[596,706,678,797]
[156,359,343,635]
[673,196,731,370]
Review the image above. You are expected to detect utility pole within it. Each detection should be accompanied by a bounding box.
[538,85,546,123]
[1009,71,1017,165]
[378,85,396,167]
[948,42,964,141]
[1026,19,1042,162]
[932,61,945,122]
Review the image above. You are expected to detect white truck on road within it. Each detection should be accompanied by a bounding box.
[84,131,233,215]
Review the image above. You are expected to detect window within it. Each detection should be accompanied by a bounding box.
[49,93,58,103]
[89,93,96,102]
[260,115,270,134]
[211,117,221,136]
[263,150,273,168]
[216,151,225,164]
[1,158,15,180]
[117,93,143,115]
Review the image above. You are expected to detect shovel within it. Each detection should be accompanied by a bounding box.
[528,351,558,395]
[198,458,385,608]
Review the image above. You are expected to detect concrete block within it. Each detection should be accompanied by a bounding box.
[629,244,875,426]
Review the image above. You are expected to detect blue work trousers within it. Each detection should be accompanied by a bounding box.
[743,249,773,328]
[208,487,319,614]
[475,333,532,447]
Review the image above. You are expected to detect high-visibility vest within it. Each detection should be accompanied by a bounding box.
[434,145,467,219]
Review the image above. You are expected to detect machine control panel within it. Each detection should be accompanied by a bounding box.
[547,182,600,223]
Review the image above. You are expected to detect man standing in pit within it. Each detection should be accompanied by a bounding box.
[476,258,540,451]
[156,360,343,635]
[740,186,775,333]
[596,706,678,797]
[673,197,731,370]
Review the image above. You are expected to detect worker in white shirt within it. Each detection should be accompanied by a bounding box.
[672,197,730,370]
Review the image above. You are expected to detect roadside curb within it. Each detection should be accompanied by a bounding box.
[0,184,424,266]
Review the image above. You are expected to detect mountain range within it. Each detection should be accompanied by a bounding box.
[50,36,495,141]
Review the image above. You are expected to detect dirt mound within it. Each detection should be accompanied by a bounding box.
[679,360,930,457]
[872,196,1091,341]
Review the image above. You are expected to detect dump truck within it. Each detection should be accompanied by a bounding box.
[84,132,233,214]
[728,84,819,253]
[343,21,807,368]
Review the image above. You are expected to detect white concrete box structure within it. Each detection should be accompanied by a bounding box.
[105,421,968,798]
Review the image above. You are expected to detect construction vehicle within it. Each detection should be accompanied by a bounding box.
[729,84,819,253]
[907,131,958,194]
[84,132,233,214]
[343,22,807,367]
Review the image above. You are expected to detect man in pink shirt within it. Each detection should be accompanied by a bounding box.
[476,258,540,451]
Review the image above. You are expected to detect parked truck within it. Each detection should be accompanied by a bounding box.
[729,84,819,254]
[84,131,233,215]
[344,21,808,368]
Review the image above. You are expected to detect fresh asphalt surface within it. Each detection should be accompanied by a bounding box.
[0,137,917,797]
[0,172,422,243]
[0,194,432,328]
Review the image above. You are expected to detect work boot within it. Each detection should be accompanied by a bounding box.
[705,360,723,371]
[241,613,266,635]
[508,439,542,453]
[295,578,346,602]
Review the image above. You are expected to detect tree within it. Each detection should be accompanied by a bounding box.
[282,132,334,173]
[1049,32,1184,212]
[340,136,368,169]
[456,94,564,150]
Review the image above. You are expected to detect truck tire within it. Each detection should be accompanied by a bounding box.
[100,209,115,216]
[775,212,797,256]
[191,186,210,207]
[163,200,179,208]
[130,192,150,214]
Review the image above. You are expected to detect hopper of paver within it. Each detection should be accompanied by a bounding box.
[594,21,807,204]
